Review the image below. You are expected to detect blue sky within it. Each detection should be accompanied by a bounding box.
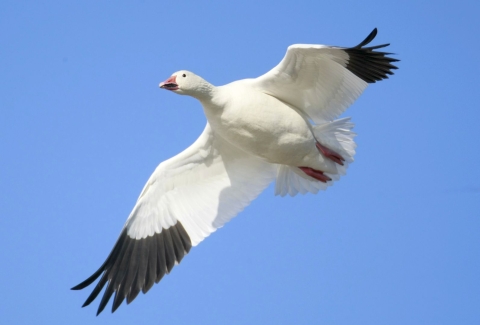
[1,1,479,324]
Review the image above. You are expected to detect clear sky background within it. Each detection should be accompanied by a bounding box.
[1,1,479,324]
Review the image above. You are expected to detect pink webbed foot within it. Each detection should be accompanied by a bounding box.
[316,142,345,166]
[299,167,332,183]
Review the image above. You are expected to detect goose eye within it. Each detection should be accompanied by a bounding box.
[182,74,186,77]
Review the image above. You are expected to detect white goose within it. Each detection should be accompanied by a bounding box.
[72,28,398,315]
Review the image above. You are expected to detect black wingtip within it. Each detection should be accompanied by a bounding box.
[112,292,125,313]
[354,28,378,48]
[344,28,399,83]
[96,283,115,315]
[71,266,105,290]
[72,222,192,315]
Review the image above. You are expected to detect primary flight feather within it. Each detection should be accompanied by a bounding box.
[72,28,398,315]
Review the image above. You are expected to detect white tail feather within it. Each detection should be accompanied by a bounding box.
[274,117,357,197]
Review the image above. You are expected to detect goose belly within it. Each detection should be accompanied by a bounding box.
[205,90,316,165]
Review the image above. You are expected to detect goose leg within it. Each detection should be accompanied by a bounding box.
[316,142,345,166]
[298,167,332,183]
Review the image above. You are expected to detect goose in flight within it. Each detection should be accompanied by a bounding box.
[72,28,398,315]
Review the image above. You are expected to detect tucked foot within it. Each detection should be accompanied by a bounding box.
[316,142,345,166]
[299,167,332,183]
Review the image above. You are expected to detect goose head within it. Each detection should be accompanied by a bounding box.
[159,70,213,99]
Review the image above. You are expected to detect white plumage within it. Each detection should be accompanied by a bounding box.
[72,28,398,315]
[127,124,276,245]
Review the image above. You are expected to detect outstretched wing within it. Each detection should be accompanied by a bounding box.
[72,124,276,315]
[251,28,398,123]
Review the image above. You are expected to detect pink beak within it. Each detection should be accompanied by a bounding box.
[159,75,179,91]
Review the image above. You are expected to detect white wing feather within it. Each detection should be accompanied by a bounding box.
[125,123,276,246]
[252,45,367,123]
